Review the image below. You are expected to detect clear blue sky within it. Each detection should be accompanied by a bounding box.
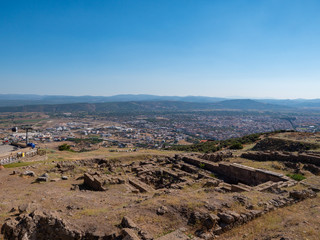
[1,0,320,99]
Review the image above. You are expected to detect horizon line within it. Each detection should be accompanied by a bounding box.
[0,93,319,101]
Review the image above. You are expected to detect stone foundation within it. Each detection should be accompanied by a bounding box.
[242,151,320,167]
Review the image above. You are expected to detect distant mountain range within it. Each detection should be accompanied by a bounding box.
[0,99,293,113]
[0,94,226,107]
[256,99,320,108]
[0,94,320,106]
[0,94,319,113]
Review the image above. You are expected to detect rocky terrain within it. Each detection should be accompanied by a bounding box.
[0,132,320,240]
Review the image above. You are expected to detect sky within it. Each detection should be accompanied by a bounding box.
[1,0,320,99]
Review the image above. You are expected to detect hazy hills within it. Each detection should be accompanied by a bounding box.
[0,94,319,113]
[0,99,292,113]
[0,94,319,109]
[0,94,225,107]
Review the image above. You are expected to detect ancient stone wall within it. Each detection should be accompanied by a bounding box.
[181,156,288,186]
[242,151,320,167]
[186,190,316,239]
[200,151,233,162]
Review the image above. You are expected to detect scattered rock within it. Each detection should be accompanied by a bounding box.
[289,190,316,200]
[303,164,320,175]
[83,173,107,191]
[246,204,254,210]
[138,230,153,240]
[42,173,49,178]
[156,229,189,240]
[9,207,16,213]
[18,203,38,213]
[188,211,205,225]
[70,184,80,191]
[222,202,231,208]
[36,173,49,182]
[1,209,119,240]
[198,231,215,240]
[121,216,139,230]
[203,213,219,229]
[121,228,140,240]
[10,170,20,175]
[284,161,300,170]
[1,209,82,240]
[233,195,249,206]
[23,170,35,177]
[156,206,168,215]
[217,212,234,224]
[50,178,60,182]
[203,180,219,188]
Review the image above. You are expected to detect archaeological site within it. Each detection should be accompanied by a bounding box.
[0,132,320,240]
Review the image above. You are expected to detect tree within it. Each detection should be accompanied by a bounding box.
[58,143,71,151]
[229,142,243,150]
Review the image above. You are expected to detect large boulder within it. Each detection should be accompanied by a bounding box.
[203,213,220,229]
[23,171,35,177]
[36,173,49,182]
[217,212,235,224]
[188,211,220,230]
[83,173,107,191]
[156,206,168,215]
[289,190,316,200]
[188,211,206,225]
[121,228,140,240]
[203,180,219,188]
[1,208,120,240]
[121,216,139,230]
[18,203,38,214]
[1,210,82,240]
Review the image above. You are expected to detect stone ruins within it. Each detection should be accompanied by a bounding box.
[1,151,318,240]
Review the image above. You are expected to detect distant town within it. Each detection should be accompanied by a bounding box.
[1,110,319,150]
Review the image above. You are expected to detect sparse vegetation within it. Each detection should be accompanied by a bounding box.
[229,142,243,150]
[0,115,319,240]
[58,143,72,151]
[3,161,34,168]
[187,233,194,239]
[253,138,320,152]
[169,133,262,153]
[68,137,103,144]
[199,163,205,168]
[157,229,175,238]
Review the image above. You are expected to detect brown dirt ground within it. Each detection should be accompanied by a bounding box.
[0,145,319,239]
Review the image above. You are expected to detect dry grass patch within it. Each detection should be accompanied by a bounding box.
[219,195,320,240]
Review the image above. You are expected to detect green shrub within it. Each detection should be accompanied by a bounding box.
[286,173,306,181]
[229,142,243,150]
[168,132,262,153]
[68,137,103,144]
[58,143,71,151]
[199,163,205,169]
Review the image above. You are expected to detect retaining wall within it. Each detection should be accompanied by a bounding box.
[242,151,320,166]
[0,149,38,165]
[182,156,287,186]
